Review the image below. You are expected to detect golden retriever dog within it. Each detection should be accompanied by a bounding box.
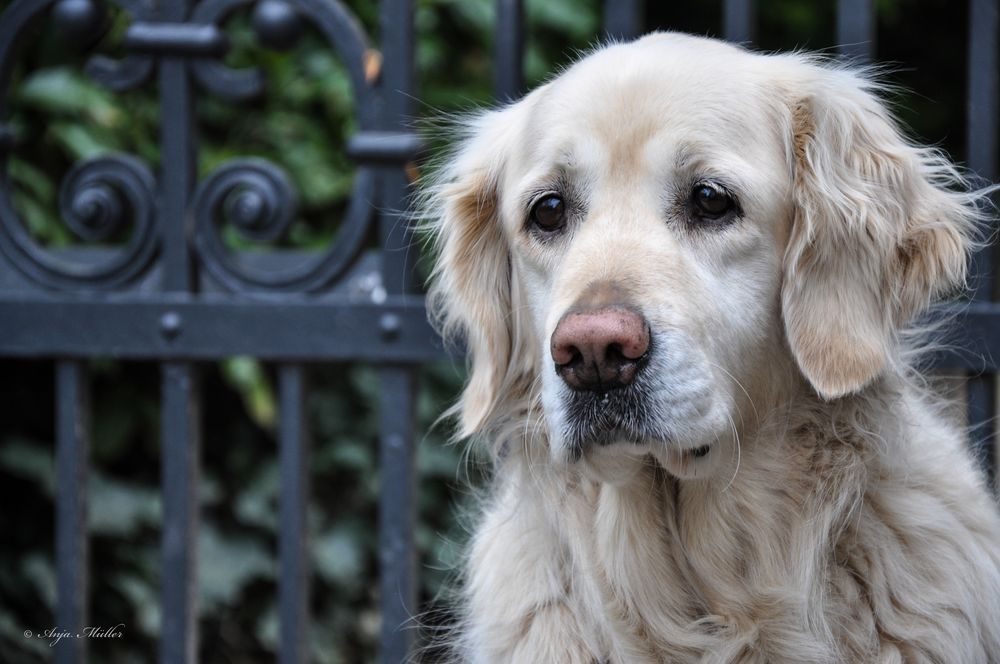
[423,32,1000,663]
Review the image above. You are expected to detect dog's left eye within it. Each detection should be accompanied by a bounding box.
[530,194,567,232]
[690,182,735,220]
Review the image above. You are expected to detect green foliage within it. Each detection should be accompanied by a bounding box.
[0,0,973,661]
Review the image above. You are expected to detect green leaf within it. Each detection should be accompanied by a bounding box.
[8,157,55,201]
[0,607,49,656]
[48,122,113,160]
[314,525,364,587]
[417,438,462,479]
[88,473,161,536]
[234,463,279,530]
[22,554,56,611]
[112,572,160,636]
[13,194,72,246]
[0,438,53,495]
[221,357,277,429]
[528,0,599,38]
[17,68,120,126]
[198,526,273,609]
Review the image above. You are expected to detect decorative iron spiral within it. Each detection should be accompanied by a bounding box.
[0,0,381,293]
[0,154,158,289]
[192,158,375,293]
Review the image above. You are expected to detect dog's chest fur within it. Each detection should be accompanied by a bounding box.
[527,406,1000,663]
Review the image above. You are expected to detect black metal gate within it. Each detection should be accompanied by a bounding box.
[0,0,997,663]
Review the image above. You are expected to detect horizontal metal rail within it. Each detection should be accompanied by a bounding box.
[0,295,446,361]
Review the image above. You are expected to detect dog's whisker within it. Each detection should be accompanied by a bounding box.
[721,413,742,494]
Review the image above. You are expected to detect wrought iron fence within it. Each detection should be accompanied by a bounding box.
[0,0,997,662]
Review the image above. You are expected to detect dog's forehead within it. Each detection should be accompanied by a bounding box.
[524,34,781,165]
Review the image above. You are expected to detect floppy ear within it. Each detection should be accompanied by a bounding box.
[425,110,534,438]
[783,64,979,400]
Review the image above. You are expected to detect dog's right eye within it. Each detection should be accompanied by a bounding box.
[530,194,566,232]
[690,182,735,220]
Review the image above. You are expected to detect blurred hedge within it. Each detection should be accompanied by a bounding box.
[0,0,974,662]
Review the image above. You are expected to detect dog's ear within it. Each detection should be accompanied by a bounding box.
[783,64,979,400]
[425,109,533,437]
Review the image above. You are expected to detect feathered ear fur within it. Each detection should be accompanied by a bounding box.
[424,109,536,440]
[782,63,980,400]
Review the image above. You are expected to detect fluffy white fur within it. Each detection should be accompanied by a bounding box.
[422,32,1000,663]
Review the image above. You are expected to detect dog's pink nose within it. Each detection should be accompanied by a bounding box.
[551,306,650,391]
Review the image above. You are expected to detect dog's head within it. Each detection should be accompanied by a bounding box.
[426,33,978,479]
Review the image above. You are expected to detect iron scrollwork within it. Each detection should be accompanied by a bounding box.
[192,158,376,292]
[0,0,158,290]
[0,154,157,289]
[187,0,383,294]
[0,0,409,294]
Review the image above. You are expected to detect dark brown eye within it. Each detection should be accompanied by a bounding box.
[530,194,566,231]
[691,182,734,219]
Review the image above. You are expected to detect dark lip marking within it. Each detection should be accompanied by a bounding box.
[560,375,663,451]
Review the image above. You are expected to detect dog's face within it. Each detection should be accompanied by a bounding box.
[503,38,793,477]
[428,33,975,480]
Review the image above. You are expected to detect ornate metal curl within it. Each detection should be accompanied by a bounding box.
[189,0,375,120]
[79,0,157,92]
[0,154,158,289]
[192,157,375,293]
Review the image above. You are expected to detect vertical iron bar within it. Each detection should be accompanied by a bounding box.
[378,0,420,661]
[55,361,89,664]
[967,0,998,482]
[378,367,418,663]
[278,365,310,664]
[160,9,197,292]
[723,0,757,44]
[158,1,200,662]
[160,363,201,664]
[968,0,998,300]
[495,0,524,100]
[379,0,417,295]
[836,0,875,61]
[969,376,998,481]
[603,0,643,41]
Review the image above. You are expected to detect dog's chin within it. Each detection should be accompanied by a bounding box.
[549,427,725,483]
[576,439,651,485]
[571,437,722,482]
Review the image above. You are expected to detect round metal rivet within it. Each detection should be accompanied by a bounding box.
[160,311,182,339]
[380,313,401,341]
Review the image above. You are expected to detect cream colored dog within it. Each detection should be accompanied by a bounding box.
[424,32,1000,663]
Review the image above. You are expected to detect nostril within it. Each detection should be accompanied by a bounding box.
[605,343,626,365]
[552,340,582,367]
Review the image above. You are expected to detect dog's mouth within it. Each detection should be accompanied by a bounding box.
[560,393,714,464]
[649,442,715,478]
[689,444,711,458]
[560,385,655,453]
[662,443,712,463]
